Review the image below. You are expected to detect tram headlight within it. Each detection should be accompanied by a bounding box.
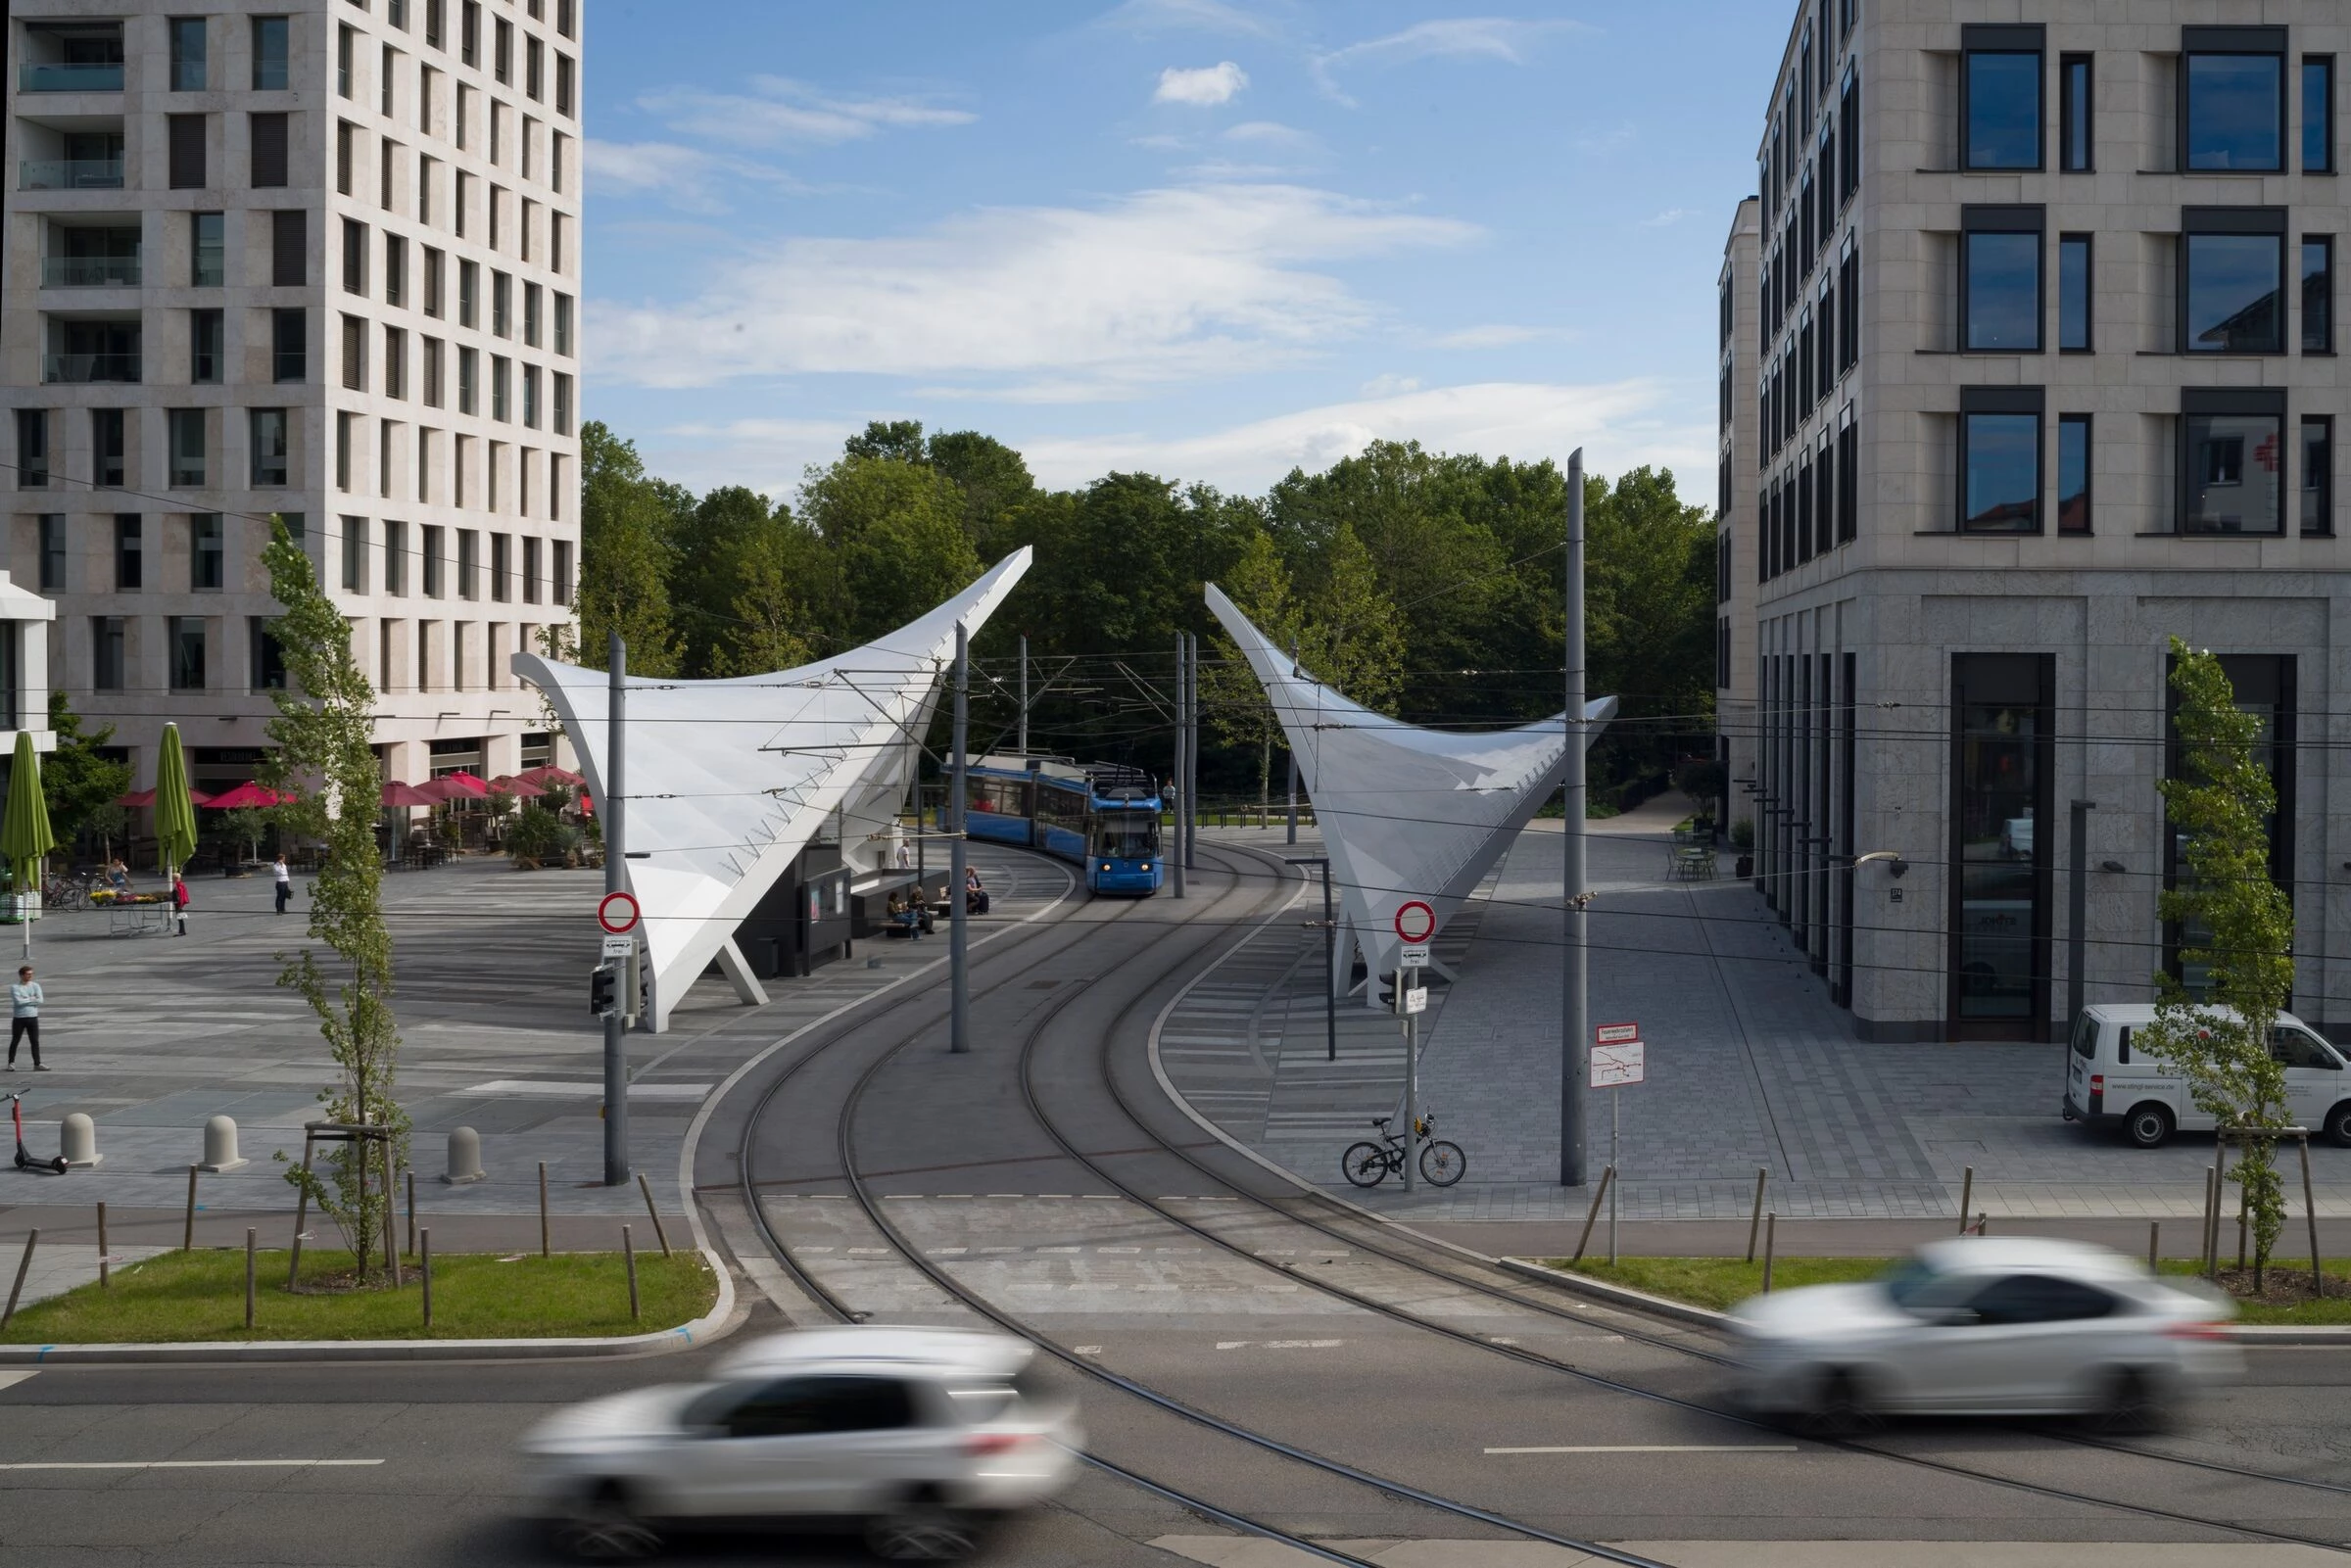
[1101,863,1112,873]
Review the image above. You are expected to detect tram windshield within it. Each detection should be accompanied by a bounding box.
[1093,812,1160,860]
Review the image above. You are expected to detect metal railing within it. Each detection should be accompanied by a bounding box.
[42,353,140,384]
[41,255,139,287]
[19,62,123,92]
[20,158,123,190]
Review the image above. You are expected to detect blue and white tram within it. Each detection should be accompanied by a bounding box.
[950,755,1165,895]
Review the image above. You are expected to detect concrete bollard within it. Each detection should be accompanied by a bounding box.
[442,1126,485,1185]
[59,1113,99,1168]
[198,1115,248,1172]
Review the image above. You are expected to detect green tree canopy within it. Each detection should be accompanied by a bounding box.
[41,690,131,853]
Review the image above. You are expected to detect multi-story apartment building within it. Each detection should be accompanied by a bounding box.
[2,0,582,801]
[1716,196,1761,822]
[1726,2,2351,1041]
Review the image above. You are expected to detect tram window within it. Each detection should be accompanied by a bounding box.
[1094,814,1160,859]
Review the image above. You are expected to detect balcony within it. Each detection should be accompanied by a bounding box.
[19,62,123,93]
[20,158,123,191]
[41,255,138,287]
[43,353,140,384]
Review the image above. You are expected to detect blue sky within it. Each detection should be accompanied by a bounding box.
[584,1,1792,504]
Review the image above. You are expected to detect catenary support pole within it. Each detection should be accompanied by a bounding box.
[2068,800,2096,1030]
[1172,636,1186,900]
[1286,641,1300,845]
[1017,633,1029,755]
[949,622,971,1054]
[1561,446,1589,1187]
[1402,970,1417,1194]
[603,632,629,1185]
[1185,634,1199,870]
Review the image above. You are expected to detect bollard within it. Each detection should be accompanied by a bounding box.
[244,1229,256,1330]
[2237,1178,2250,1272]
[96,1202,108,1290]
[1745,1167,1768,1263]
[637,1171,671,1258]
[421,1228,433,1329]
[2203,1164,2221,1277]
[2148,1219,2160,1273]
[2302,1134,2325,1301]
[1761,1212,1778,1293]
[624,1224,640,1321]
[1956,1166,1973,1236]
[198,1115,248,1172]
[407,1170,416,1258]
[1570,1165,1614,1264]
[183,1165,199,1251]
[538,1162,551,1258]
[58,1113,98,1168]
[1,1231,37,1328]
[1976,1212,1989,1237]
[443,1125,485,1185]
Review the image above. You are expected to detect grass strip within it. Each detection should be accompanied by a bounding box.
[1549,1255,2351,1326]
[0,1248,716,1343]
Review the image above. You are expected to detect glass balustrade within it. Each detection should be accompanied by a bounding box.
[20,158,124,190]
[19,62,124,92]
[41,254,139,286]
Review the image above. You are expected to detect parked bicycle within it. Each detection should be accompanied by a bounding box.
[1342,1111,1465,1189]
[37,871,96,912]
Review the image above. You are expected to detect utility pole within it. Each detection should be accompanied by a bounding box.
[1017,633,1029,755]
[1288,856,1338,1062]
[2068,799,2097,1032]
[950,623,971,1054]
[1401,960,1420,1192]
[1561,447,1588,1189]
[603,632,629,1186]
[1286,640,1300,845]
[1185,633,1199,869]
[1171,635,1186,899]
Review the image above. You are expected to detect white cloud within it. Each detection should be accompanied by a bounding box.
[1429,323,1551,350]
[1155,62,1249,106]
[1639,208,1695,228]
[1223,119,1320,150]
[1098,0,1286,39]
[636,76,974,148]
[648,416,860,500]
[1359,373,1421,397]
[589,183,1478,392]
[1016,379,1709,493]
[1312,18,1581,104]
[587,140,811,213]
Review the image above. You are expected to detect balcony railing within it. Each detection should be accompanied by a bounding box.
[43,353,140,384]
[19,63,124,93]
[20,158,123,190]
[41,255,138,287]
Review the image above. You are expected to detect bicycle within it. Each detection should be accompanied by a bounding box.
[1341,1111,1466,1189]
[38,872,93,913]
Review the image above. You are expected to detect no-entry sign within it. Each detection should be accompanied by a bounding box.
[1393,900,1436,944]
[598,890,641,935]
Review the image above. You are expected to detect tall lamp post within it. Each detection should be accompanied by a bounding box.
[603,632,629,1186]
[1561,448,1588,1188]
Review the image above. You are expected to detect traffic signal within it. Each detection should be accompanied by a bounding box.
[589,964,616,1016]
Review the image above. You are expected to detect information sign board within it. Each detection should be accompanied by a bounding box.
[1590,1039,1646,1089]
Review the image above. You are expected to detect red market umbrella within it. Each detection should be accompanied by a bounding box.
[435,771,491,799]
[114,786,215,808]
[520,765,585,787]
[381,781,436,808]
[203,782,286,810]
[408,779,458,804]
[489,775,547,798]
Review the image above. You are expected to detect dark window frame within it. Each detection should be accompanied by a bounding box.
[2058,412,2092,535]
[2181,387,2288,538]
[2181,26,2289,174]
[1961,205,2047,355]
[1958,385,2047,535]
[2304,235,2334,355]
[2058,232,2092,352]
[1960,25,2046,173]
[2060,52,2094,171]
[2309,56,2338,173]
[2182,207,2289,356]
[2303,414,2334,537]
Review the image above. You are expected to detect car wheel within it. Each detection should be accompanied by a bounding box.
[2326,1102,2351,1150]
[866,1497,982,1562]
[2093,1367,2172,1434]
[1806,1368,1884,1436]
[552,1484,659,1562]
[2125,1104,2174,1150]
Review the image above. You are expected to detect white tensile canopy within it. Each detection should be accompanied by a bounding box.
[516,547,1032,1031]
[1204,582,1617,996]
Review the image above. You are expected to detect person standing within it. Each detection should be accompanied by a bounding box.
[9,966,42,1070]
[172,874,190,936]
[272,853,291,915]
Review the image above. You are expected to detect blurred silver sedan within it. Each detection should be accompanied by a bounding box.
[1729,1237,2239,1429]
[520,1325,1080,1561]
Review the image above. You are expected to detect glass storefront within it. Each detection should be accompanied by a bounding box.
[1949,655,2053,1037]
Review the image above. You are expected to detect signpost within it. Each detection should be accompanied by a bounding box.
[597,891,640,936]
[1590,1023,1645,1261]
[1394,904,1435,1191]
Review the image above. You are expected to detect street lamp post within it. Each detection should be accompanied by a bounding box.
[1561,447,1588,1188]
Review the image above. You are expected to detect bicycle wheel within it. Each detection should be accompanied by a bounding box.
[1341,1141,1391,1188]
[1418,1140,1466,1187]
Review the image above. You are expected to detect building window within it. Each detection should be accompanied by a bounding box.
[1963,25,2043,171]
[522,365,539,427]
[336,119,357,196]
[384,235,407,307]
[494,17,512,83]
[16,412,47,489]
[250,408,289,487]
[250,618,287,691]
[522,536,541,603]
[336,411,355,490]
[2057,414,2091,534]
[556,52,574,118]
[1949,653,2053,1039]
[491,533,510,601]
[169,19,207,91]
[383,519,407,595]
[2057,234,2091,352]
[114,514,142,591]
[2183,209,2286,354]
[428,0,446,48]
[552,372,571,435]
[381,42,397,118]
[2304,237,2334,355]
[2183,27,2286,172]
[168,115,207,189]
[384,326,407,399]
[553,292,572,356]
[273,309,306,382]
[457,528,478,599]
[92,409,125,488]
[272,209,305,286]
[458,260,478,326]
[2183,389,2285,536]
[191,212,224,286]
[2059,54,2093,171]
[191,513,223,591]
[1959,387,2043,534]
[190,309,224,384]
[423,524,445,597]
[524,282,541,347]
[252,17,289,91]
[168,408,206,487]
[338,24,355,98]
[423,247,444,316]
[342,313,366,390]
[527,35,543,100]
[457,347,478,414]
[492,356,510,421]
[492,270,510,336]
[1962,208,2043,352]
[552,539,572,603]
[92,618,124,691]
[422,337,444,405]
[170,617,207,690]
[2310,57,2338,173]
[2304,416,2334,537]
[342,219,368,295]
[251,113,289,187]
[462,0,479,67]
[36,517,65,592]
[342,516,369,593]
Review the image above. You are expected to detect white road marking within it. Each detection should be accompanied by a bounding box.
[458,1079,711,1100]
[0,1372,38,1393]
[1483,1445,1799,1455]
[0,1458,388,1470]
[1074,1346,1103,1355]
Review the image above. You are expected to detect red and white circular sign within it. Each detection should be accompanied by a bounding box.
[1393,900,1436,943]
[598,890,641,935]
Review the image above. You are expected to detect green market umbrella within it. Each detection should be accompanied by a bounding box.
[0,732,54,956]
[154,723,199,882]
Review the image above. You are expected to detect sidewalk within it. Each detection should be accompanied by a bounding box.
[1164,820,2351,1225]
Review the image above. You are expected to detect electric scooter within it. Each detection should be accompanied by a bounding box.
[6,1092,67,1173]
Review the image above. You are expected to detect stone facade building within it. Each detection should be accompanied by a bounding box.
[1,0,582,798]
[1726,1,2351,1039]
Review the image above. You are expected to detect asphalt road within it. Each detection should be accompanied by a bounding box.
[4,845,2351,1566]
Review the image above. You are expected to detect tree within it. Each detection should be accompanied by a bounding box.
[718,518,836,676]
[927,430,1037,558]
[41,690,130,861]
[669,485,779,677]
[1298,521,1405,714]
[258,517,404,1281]
[799,452,980,642]
[1201,529,1299,806]
[577,421,683,676]
[2139,640,2297,1287]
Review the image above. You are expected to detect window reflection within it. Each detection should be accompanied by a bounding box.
[2303,239,2333,355]
[1963,411,2040,532]
[2304,417,2333,536]
[1956,695,2041,1023]
[1965,52,2042,169]
[2184,412,2284,534]
[1965,231,2041,351]
[2058,236,2089,350]
[2185,232,2283,354]
[2058,415,2091,533]
[2185,53,2283,170]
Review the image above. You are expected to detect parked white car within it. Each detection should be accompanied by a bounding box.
[519,1326,1080,1561]
[1729,1238,2239,1429]
[2062,1002,2351,1148]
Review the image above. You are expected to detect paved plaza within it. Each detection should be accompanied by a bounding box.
[1163,806,2351,1224]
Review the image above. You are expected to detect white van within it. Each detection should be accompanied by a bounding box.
[2063,1003,2351,1148]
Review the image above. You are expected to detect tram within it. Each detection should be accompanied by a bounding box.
[947,755,1165,895]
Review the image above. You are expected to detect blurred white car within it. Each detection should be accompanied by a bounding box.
[520,1325,1080,1561]
[1729,1238,2239,1429]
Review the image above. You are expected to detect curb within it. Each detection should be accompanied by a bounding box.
[1495,1257,1733,1330]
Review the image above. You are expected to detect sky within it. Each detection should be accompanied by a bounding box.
[582,1,1793,505]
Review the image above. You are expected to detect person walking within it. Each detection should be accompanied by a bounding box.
[172,873,190,936]
[9,966,42,1070]
[272,853,292,915]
